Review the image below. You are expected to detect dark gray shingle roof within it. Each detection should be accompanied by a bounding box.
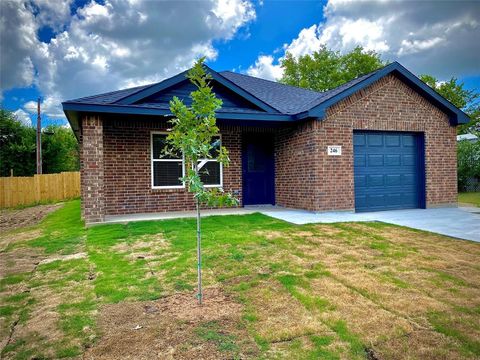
[219,71,324,114]
[65,67,382,115]
[68,84,153,105]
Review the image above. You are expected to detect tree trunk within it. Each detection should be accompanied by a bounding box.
[196,196,202,305]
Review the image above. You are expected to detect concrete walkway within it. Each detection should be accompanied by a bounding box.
[259,206,480,243]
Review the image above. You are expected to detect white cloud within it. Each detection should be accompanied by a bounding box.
[283,25,322,58]
[1,0,256,121]
[13,109,32,126]
[247,55,282,81]
[248,0,480,80]
[398,37,444,56]
[24,95,74,119]
[30,0,75,31]
[0,1,38,89]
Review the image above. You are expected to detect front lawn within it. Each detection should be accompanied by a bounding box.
[458,192,480,207]
[1,200,480,359]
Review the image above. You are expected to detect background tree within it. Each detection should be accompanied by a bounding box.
[42,125,80,174]
[419,75,479,135]
[0,109,36,176]
[457,140,480,191]
[165,58,238,305]
[280,45,478,135]
[0,109,79,176]
[280,46,386,92]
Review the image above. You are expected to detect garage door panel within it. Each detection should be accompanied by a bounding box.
[385,154,401,166]
[354,154,366,167]
[368,134,384,146]
[386,174,401,186]
[385,193,403,206]
[402,134,415,147]
[385,135,401,147]
[403,154,415,166]
[355,194,367,208]
[368,154,384,166]
[354,131,424,212]
[403,173,416,185]
[353,133,366,146]
[355,175,367,187]
[368,174,384,186]
[368,194,385,208]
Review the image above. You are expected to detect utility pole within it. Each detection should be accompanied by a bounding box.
[36,98,42,174]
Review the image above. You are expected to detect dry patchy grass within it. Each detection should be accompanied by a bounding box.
[1,202,480,359]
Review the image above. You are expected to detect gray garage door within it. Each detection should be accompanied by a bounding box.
[353,131,425,212]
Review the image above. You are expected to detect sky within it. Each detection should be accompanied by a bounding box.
[1,0,479,127]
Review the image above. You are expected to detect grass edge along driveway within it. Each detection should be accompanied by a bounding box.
[1,200,480,359]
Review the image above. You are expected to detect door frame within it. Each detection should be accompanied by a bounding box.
[241,133,276,206]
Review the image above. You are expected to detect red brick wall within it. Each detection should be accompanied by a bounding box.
[102,119,243,216]
[81,116,105,224]
[313,74,457,211]
[275,122,320,211]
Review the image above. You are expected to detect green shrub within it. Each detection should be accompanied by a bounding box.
[457,139,480,191]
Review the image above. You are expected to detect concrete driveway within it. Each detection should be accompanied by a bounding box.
[258,206,480,243]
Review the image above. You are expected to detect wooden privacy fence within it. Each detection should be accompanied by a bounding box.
[0,171,80,208]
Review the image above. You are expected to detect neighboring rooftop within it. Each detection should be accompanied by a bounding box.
[457,133,478,142]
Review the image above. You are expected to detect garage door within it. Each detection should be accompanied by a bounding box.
[354,131,425,212]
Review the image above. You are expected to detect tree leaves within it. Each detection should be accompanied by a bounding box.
[167,57,238,207]
[280,46,386,92]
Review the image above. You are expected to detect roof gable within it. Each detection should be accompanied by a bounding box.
[114,66,279,113]
[136,78,264,112]
[302,62,470,125]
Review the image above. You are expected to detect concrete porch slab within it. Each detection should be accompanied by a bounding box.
[104,207,260,224]
[258,206,480,243]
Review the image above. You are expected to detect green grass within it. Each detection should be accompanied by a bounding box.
[458,192,480,207]
[195,321,239,353]
[2,200,480,359]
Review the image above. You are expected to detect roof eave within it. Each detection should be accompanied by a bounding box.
[61,102,294,122]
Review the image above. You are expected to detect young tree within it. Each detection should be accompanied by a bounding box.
[280,46,386,92]
[165,58,238,304]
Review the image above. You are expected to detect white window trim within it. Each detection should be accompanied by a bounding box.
[200,159,223,188]
[199,135,223,188]
[151,131,185,189]
[150,131,223,190]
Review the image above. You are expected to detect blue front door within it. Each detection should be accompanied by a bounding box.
[242,134,275,205]
[354,131,425,212]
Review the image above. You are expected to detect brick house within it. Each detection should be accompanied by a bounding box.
[63,62,469,225]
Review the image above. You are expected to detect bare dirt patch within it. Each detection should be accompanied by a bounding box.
[254,230,284,240]
[0,247,44,277]
[247,282,330,343]
[374,329,466,360]
[39,252,87,265]
[0,229,43,252]
[85,287,257,359]
[0,203,61,233]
